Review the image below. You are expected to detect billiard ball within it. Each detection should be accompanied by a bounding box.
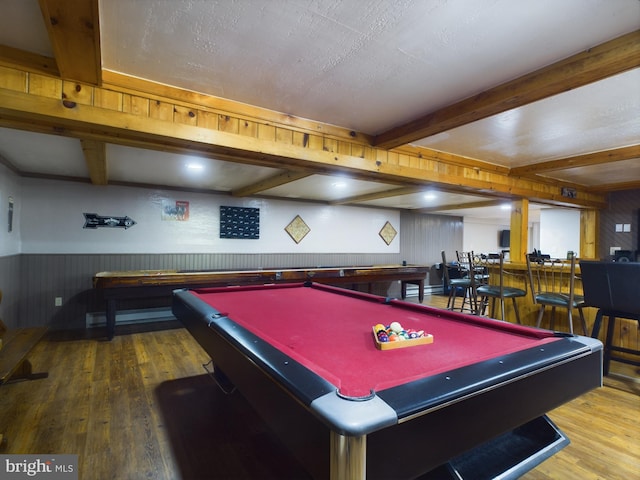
[389,321,403,333]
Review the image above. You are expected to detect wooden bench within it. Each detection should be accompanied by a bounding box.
[0,319,48,385]
[0,293,49,446]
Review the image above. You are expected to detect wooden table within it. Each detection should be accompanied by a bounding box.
[94,265,429,340]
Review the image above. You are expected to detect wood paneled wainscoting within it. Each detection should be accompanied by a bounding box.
[12,252,408,330]
[0,316,637,480]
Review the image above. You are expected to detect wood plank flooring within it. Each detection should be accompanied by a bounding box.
[0,298,638,480]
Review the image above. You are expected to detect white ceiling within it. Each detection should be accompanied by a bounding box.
[0,0,639,222]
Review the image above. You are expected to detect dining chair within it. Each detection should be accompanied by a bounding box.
[475,253,527,323]
[441,251,475,313]
[525,255,587,334]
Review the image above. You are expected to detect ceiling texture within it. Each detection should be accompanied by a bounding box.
[0,0,639,222]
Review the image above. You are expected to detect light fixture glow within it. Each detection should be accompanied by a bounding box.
[186,163,204,171]
[500,203,511,210]
[423,192,437,201]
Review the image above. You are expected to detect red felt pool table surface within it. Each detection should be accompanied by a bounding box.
[191,283,557,398]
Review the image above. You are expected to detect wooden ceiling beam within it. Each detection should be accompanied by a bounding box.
[374,30,640,149]
[0,45,59,77]
[416,199,505,214]
[38,0,101,85]
[510,145,640,176]
[103,71,372,144]
[232,171,313,197]
[330,186,425,205]
[80,139,107,185]
[587,180,640,193]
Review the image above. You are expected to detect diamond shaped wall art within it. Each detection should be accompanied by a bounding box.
[379,221,397,245]
[285,215,311,244]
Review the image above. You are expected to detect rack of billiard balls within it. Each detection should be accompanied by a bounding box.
[372,321,433,350]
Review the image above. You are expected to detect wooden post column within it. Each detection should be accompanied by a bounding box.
[510,198,529,263]
[580,209,599,259]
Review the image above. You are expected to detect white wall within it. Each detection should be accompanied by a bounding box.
[462,218,509,254]
[19,178,400,255]
[540,208,580,258]
[463,217,541,258]
[0,164,21,256]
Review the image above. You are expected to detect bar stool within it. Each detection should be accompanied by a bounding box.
[475,253,527,323]
[526,255,587,335]
[441,251,475,313]
[581,260,640,376]
[591,310,640,375]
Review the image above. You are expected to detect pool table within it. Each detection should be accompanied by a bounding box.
[172,282,602,480]
[95,264,428,339]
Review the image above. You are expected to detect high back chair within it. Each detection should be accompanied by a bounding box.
[475,253,527,322]
[441,251,475,313]
[460,250,491,287]
[456,251,489,313]
[526,255,587,334]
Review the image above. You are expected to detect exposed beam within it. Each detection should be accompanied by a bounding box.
[415,199,505,214]
[80,139,107,185]
[38,0,101,85]
[103,71,372,144]
[510,145,640,176]
[374,30,640,149]
[0,74,608,210]
[0,45,59,77]
[330,186,424,205]
[587,180,640,193]
[396,145,511,174]
[232,171,313,197]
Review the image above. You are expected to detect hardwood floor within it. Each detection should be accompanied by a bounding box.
[0,299,638,480]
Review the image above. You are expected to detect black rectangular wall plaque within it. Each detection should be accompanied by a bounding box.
[220,206,260,239]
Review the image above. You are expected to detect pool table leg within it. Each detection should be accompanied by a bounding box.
[330,431,366,480]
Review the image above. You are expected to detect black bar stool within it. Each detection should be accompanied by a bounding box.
[580,260,640,376]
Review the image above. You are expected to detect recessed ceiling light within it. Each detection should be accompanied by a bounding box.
[186,163,204,171]
[423,192,437,200]
[500,203,511,210]
[332,181,347,188]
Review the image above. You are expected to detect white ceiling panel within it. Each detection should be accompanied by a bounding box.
[99,0,640,134]
[260,174,397,201]
[0,0,52,56]
[0,128,88,177]
[356,190,500,210]
[107,144,281,191]
[413,68,640,168]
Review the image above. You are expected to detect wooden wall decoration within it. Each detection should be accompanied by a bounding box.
[220,206,260,239]
[379,221,397,245]
[285,215,310,244]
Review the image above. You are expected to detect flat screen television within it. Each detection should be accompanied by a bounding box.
[499,230,510,248]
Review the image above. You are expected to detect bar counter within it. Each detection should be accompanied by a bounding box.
[484,261,594,331]
[490,262,635,355]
